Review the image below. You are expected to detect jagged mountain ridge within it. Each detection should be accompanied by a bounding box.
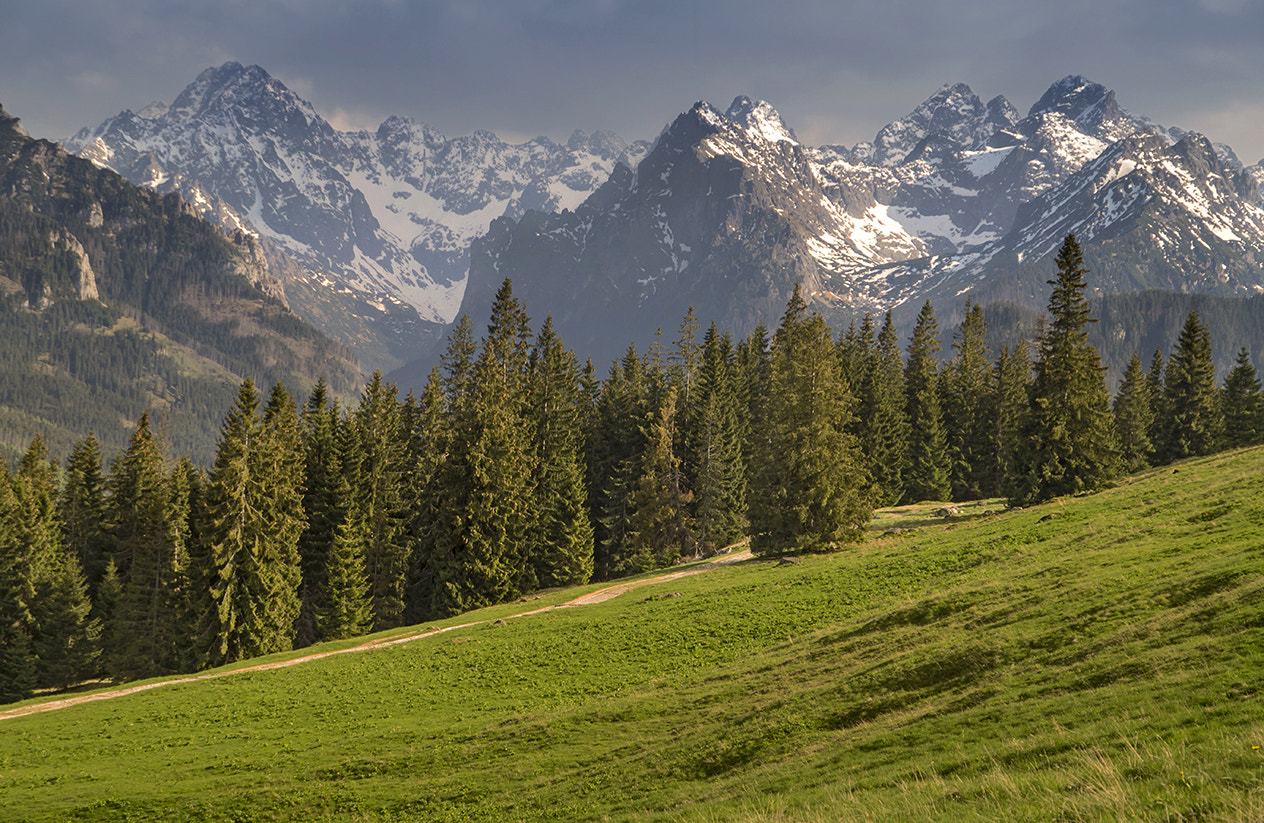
[0,102,360,464]
[457,75,1264,372]
[65,62,650,370]
[65,67,1264,378]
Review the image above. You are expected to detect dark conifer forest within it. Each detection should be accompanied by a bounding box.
[3,235,1263,703]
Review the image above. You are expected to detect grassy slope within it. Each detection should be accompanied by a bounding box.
[2,449,1263,822]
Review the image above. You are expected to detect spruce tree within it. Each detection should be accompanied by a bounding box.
[625,388,697,573]
[13,436,101,690]
[1113,352,1155,473]
[257,384,305,645]
[318,512,373,640]
[351,371,409,629]
[404,368,450,621]
[1017,234,1119,503]
[670,306,701,413]
[1220,347,1263,448]
[942,302,995,500]
[1159,307,1221,462]
[735,324,771,485]
[29,548,100,690]
[200,380,302,667]
[837,317,872,394]
[992,342,1032,499]
[0,466,36,702]
[426,323,481,613]
[687,325,748,553]
[588,347,650,580]
[15,434,63,595]
[108,416,185,679]
[903,301,951,503]
[430,280,535,612]
[91,558,123,679]
[527,316,595,588]
[860,312,909,506]
[441,314,479,408]
[749,285,870,554]
[473,279,536,599]
[58,433,110,592]
[295,380,343,646]
[1146,346,1167,461]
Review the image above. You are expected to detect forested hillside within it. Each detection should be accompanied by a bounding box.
[0,104,360,465]
[3,236,1261,703]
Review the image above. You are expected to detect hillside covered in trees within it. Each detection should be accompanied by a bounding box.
[0,103,360,466]
[3,235,1261,703]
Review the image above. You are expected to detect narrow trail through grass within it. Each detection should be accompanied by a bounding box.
[0,548,753,722]
[3,451,1261,822]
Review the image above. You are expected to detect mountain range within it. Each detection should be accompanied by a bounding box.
[0,103,359,464]
[65,65,1264,379]
[65,62,650,371]
[459,78,1264,371]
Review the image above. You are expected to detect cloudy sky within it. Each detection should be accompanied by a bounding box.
[2,0,1262,163]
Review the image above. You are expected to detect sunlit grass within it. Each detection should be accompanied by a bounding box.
[2,448,1263,821]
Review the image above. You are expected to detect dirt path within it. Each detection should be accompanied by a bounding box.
[0,548,753,721]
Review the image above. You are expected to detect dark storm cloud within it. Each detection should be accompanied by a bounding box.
[1,0,1262,162]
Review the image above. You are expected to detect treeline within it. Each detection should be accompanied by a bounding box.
[3,236,1263,702]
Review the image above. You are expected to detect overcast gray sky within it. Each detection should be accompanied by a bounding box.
[2,0,1262,163]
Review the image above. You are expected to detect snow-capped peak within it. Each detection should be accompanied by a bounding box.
[725,96,798,145]
[869,82,1011,165]
[1028,75,1103,118]
[135,101,169,120]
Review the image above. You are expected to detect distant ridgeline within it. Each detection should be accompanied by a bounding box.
[0,104,360,465]
[3,235,1263,704]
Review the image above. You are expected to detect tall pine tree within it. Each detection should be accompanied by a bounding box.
[1158,307,1221,462]
[404,367,451,621]
[749,285,870,554]
[859,313,909,506]
[527,316,595,588]
[992,341,1032,499]
[15,436,100,690]
[1016,234,1119,503]
[318,510,373,640]
[903,301,951,503]
[1113,351,1155,473]
[942,301,995,500]
[588,347,650,580]
[430,280,535,612]
[295,379,343,646]
[199,380,303,667]
[625,388,697,573]
[1220,347,1263,448]
[58,434,111,593]
[351,371,409,630]
[108,416,185,679]
[687,325,748,553]
[0,465,36,702]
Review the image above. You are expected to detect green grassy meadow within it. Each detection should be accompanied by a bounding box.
[3,448,1263,821]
